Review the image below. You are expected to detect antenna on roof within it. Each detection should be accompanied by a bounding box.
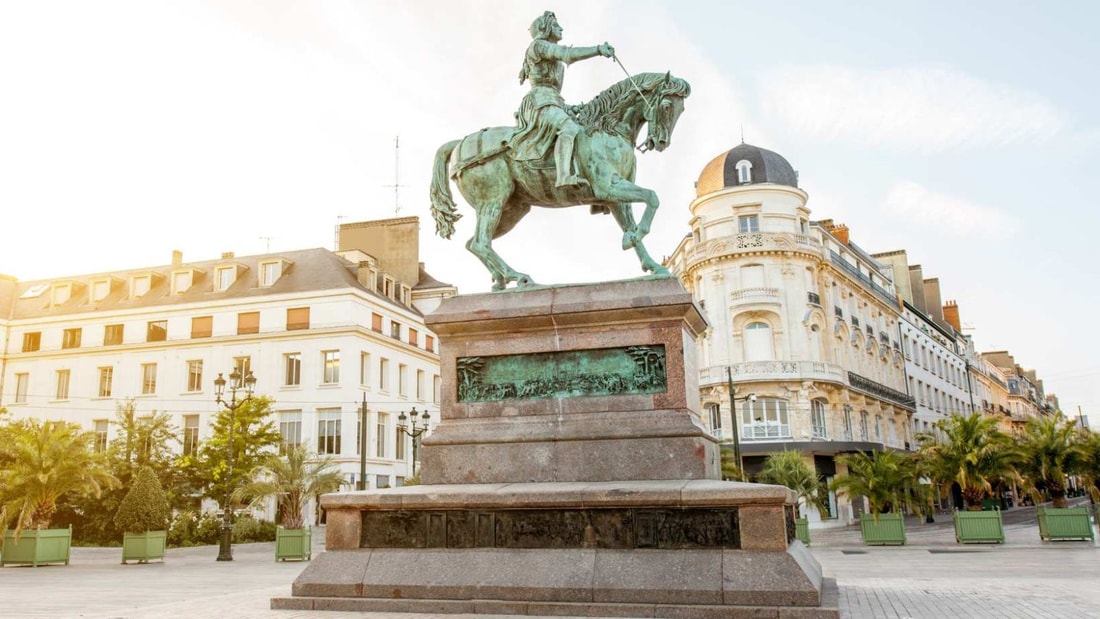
[259,236,274,252]
[740,124,745,144]
[334,215,348,250]
[382,136,406,216]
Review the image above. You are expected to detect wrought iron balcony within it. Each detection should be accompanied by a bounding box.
[807,291,821,305]
[834,306,844,318]
[847,371,916,410]
[828,250,899,308]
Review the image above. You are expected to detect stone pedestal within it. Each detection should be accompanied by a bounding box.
[274,279,837,617]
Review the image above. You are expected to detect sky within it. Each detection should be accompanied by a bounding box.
[1,1,1097,426]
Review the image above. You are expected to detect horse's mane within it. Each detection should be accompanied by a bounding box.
[574,72,691,135]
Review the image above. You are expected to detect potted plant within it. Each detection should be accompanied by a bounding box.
[115,466,170,563]
[917,413,1014,544]
[757,450,830,545]
[1,420,118,567]
[830,450,925,546]
[1016,417,1094,541]
[235,445,344,561]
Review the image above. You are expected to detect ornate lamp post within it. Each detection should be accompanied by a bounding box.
[397,407,431,478]
[213,368,256,562]
[725,366,756,481]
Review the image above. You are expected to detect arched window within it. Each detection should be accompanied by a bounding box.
[743,321,774,361]
[736,159,752,183]
[811,399,827,438]
[741,397,790,439]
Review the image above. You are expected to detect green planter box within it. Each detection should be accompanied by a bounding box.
[1037,506,1095,541]
[1,527,72,567]
[860,512,906,546]
[275,527,311,561]
[121,531,167,564]
[795,517,811,545]
[953,509,1004,544]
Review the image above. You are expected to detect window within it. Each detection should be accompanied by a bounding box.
[811,400,827,439]
[360,352,371,386]
[395,425,406,460]
[738,214,759,233]
[233,356,251,378]
[375,413,388,458]
[416,370,425,400]
[186,360,203,392]
[707,403,723,435]
[859,411,870,441]
[14,373,29,403]
[215,266,235,292]
[390,321,401,340]
[284,353,301,386]
[425,334,435,353]
[141,363,157,394]
[280,411,302,455]
[62,327,82,349]
[383,277,394,299]
[21,332,41,352]
[50,282,71,305]
[376,474,391,489]
[408,328,418,347]
[433,375,441,403]
[94,420,109,453]
[260,261,281,287]
[131,275,151,298]
[322,350,340,384]
[104,324,124,345]
[91,278,111,302]
[98,367,113,397]
[875,415,883,441]
[171,271,192,295]
[843,407,853,440]
[183,415,200,456]
[379,358,390,391]
[398,364,408,397]
[55,369,71,400]
[286,307,309,331]
[741,398,790,439]
[191,316,212,338]
[743,321,774,362]
[371,313,383,332]
[237,311,259,335]
[146,320,167,342]
[735,159,752,183]
[317,409,341,455]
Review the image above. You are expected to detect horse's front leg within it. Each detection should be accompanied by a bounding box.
[607,201,671,277]
[594,174,659,250]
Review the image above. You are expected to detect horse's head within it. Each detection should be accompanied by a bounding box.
[642,72,690,152]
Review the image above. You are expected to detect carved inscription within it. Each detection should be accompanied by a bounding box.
[456,345,667,402]
[361,507,739,550]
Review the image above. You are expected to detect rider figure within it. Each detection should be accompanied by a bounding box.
[511,11,615,188]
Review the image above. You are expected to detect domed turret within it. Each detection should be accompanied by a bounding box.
[695,143,798,197]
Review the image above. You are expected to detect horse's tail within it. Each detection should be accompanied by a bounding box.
[430,140,462,239]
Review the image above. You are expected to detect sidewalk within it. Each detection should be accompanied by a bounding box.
[1,513,1098,619]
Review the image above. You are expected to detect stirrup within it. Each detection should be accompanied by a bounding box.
[555,174,589,188]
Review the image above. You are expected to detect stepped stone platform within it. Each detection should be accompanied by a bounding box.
[274,279,838,617]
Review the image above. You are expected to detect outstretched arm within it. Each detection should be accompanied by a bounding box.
[535,40,615,65]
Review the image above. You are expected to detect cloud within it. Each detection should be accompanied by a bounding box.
[882,181,1021,240]
[758,64,1066,151]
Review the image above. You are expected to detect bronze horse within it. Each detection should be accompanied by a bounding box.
[430,72,691,291]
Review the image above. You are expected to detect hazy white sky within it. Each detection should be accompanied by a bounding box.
[2,1,1097,425]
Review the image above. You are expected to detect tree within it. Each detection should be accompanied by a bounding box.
[830,450,927,518]
[114,466,170,534]
[757,450,830,518]
[916,413,1017,510]
[233,445,344,529]
[184,396,281,507]
[0,419,118,536]
[1077,430,1100,502]
[1015,417,1088,508]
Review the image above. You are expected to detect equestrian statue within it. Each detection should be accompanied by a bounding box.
[430,11,691,291]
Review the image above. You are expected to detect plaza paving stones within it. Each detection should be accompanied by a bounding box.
[1,506,1097,618]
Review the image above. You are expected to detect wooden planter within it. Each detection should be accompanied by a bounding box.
[275,527,311,561]
[859,512,906,546]
[953,509,1004,544]
[1,527,72,567]
[795,517,811,545]
[1037,506,1095,541]
[121,530,167,564]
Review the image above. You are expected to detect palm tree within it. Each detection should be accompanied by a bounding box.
[0,419,118,536]
[233,445,344,529]
[757,450,830,518]
[1078,430,1100,502]
[1015,417,1088,508]
[916,413,1017,510]
[830,450,926,518]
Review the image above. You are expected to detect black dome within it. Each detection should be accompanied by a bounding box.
[696,143,798,196]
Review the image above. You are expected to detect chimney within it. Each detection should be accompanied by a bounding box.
[221,251,235,260]
[356,261,375,289]
[832,224,850,246]
[171,250,183,267]
[943,300,961,332]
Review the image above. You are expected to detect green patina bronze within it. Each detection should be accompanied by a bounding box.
[457,345,666,402]
[430,11,691,291]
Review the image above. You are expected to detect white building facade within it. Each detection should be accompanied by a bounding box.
[897,301,973,438]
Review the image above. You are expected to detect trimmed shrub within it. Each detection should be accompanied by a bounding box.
[114,466,170,533]
[232,516,276,543]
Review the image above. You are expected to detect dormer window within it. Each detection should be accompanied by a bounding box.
[215,266,236,292]
[171,270,194,295]
[399,285,411,306]
[736,159,752,184]
[90,278,116,303]
[51,283,72,306]
[130,274,152,299]
[259,258,291,287]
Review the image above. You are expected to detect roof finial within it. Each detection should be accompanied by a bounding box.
[740,123,745,144]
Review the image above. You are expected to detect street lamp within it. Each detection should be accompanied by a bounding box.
[725,366,756,481]
[397,407,431,479]
[213,367,256,562]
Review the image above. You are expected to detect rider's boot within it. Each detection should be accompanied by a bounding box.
[554,123,588,188]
